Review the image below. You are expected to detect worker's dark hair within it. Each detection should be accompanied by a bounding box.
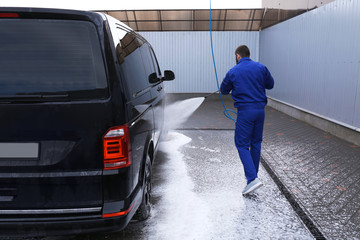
[235,45,250,58]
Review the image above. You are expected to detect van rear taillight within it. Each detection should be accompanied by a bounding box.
[103,125,131,170]
[0,13,19,18]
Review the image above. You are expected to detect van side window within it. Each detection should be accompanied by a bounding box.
[116,31,150,97]
[149,49,161,77]
[140,44,158,83]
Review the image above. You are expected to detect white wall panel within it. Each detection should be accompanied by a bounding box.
[140,31,259,93]
[260,0,360,129]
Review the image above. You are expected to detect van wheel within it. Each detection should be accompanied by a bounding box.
[134,156,152,221]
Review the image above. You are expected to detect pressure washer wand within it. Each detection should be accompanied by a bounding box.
[204,90,219,99]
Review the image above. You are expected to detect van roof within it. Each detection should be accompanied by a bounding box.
[0,7,104,23]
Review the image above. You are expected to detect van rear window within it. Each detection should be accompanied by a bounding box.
[0,19,108,101]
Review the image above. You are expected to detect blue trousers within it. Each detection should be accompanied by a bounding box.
[235,108,265,184]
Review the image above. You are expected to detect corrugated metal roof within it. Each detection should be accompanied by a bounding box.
[98,8,311,31]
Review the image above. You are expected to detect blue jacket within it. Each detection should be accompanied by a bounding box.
[220,57,274,110]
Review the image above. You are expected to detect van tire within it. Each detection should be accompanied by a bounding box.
[134,155,152,221]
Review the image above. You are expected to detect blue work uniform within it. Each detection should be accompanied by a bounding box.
[220,57,274,184]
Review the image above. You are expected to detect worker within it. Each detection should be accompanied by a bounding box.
[220,45,274,195]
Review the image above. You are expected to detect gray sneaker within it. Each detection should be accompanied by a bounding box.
[242,178,263,195]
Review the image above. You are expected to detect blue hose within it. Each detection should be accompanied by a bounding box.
[209,0,237,122]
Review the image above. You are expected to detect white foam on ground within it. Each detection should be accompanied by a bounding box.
[149,132,211,240]
[142,98,210,239]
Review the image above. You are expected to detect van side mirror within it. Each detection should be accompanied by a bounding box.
[162,70,175,81]
[148,72,160,84]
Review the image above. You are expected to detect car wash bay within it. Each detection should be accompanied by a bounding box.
[75,93,360,240]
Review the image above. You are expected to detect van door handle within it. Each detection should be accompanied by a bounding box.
[157,86,163,92]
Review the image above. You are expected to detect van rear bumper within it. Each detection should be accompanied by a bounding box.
[0,184,143,237]
[0,213,133,237]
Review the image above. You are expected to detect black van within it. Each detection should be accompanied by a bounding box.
[0,7,174,237]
